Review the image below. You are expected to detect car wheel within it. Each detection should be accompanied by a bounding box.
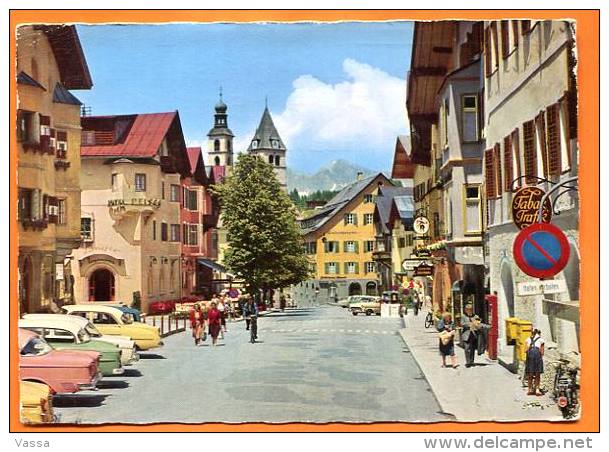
[352,311,358,316]
[365,310,372,316]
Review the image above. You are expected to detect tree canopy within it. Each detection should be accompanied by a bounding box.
[211,154,311,296]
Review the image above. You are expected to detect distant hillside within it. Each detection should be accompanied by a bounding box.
[287,159,376,195]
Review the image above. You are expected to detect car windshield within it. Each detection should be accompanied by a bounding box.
[85,323,102,337]
[121,314,133,324]
[21,337,52,356]
[77,329,91,343]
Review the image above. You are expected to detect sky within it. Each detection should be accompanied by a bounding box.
[75,22,413,173]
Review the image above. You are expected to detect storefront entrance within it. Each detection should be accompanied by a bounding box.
[348,282,362,296]
[89,268,115,301]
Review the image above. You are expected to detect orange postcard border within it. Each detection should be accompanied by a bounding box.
[8,9,600,433]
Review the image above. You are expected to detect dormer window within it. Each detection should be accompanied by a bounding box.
[251,140,258,149]
[271,140,279,148]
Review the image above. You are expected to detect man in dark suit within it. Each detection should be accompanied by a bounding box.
[461,304,478,367]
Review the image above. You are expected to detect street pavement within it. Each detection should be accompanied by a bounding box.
[53,304,449,424]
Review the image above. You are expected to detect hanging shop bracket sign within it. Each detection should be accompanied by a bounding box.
[413,263,434,277]
[511,186,552,229]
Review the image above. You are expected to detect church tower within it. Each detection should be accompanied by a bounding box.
[207,91,234,167]
[247,105,287,190]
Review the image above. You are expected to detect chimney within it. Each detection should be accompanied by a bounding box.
[356,171,364,181]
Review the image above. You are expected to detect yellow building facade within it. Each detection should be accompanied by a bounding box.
[16,25,92,314]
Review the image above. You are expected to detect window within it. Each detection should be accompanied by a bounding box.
[251,140,258,149]
[152,220,157,240]
[81,217,93,241]
[17,110,39,144]
[365,262,376,273]
[268,155,274,164]
[364,194,374,203]
[186,189,198,210]
[364,213,374,225]
[161,222,168,241]
[275,155,280,166]
[523,120,537,184]
[364,240,375,252]
[304,241,317,254]
[461,94,479,142]
[464,185,482,234]
[111,173,118,191]
[344,241,359,253]
[271,140,279,149]
[325,262,338,275]
[170,184,180,202]
[398,237,406,248]
[135,173,146,192]
[57,198,66,225]
[344,213,357,226]
[546,103,562,176]
[345,262,358,274]
[324,241,340,253]
[18,188,32,221]
[188,224,198,246]
[170,224,180,242]
[56,131,68,159]
[214,140,220,151]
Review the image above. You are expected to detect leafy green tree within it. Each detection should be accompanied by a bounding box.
[211,154,311,297]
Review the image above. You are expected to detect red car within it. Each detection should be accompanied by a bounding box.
[19,329,102,394]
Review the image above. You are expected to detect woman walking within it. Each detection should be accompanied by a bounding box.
[207,301,222,346]
[189,303,205,346]
[437,312,458,369]
[525,328,545,395]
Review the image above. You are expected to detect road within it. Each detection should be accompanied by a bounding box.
[53,304,449,424]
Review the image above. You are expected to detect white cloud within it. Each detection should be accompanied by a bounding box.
[274,58,408,154]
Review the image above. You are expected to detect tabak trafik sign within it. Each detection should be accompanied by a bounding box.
[511,187,552,230]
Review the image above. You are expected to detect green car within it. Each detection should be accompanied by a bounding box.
[19,316,123,377]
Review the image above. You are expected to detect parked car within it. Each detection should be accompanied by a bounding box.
[63,305,163,351]
[349,296,382,316]
[341,295,369,308]
[91,302,143,322]
[20,381,55,424]
[24,314,139,366]
[148,300,175,315]
[19,329,102,394]
[20,317,123,376]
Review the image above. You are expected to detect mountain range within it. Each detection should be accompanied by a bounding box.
[286,159,377,195]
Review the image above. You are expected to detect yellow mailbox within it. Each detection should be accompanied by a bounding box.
[505,317,519,345]
[515,319,533,361]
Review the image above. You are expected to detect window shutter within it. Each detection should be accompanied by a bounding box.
[39,115,51,126]
[344,262,349,274]
[354,241,359,253]
[535,112,548,177]
[353,214,358,226]
[355,263,360,274]
[503,135,513,192]
[523,120,537,184]
[500,21,510,59]
[546,103,562,176]
[183,224,188,245]
[343,214,348,226]
[512,20,519,47]
[324,263,329,274]
[521,20,531,35]
[478,91,485,140]
[484,26,492,77]
[324,241,329,253]
[491,22,499,69]
[484,148,496,199]
[494,143,503,197]
[560,95,573,169]
[511,128,522,187]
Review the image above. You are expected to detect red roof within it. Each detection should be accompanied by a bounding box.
[186,147,202,174]
[391,136,416,179]
[81,112,176,157]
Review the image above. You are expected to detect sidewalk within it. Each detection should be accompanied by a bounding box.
[399,312,563,422]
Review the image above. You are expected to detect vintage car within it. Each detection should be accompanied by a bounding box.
[63,305,163,351]
[20,381,55,424]
[19,329,102,394]
[24,314,138,366]
[20,317,123,376]
[92,302,142,322]
[349,296,382,316]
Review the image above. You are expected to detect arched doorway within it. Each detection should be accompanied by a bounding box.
[89,268,115,301]
[348,282,362,296]
[365,281,377,295]
[500,263,515,317]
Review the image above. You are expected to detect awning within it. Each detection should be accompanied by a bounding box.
[197,258,228,274]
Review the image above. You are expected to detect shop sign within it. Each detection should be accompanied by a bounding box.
[511,186,552,230]
[402,258,427,271]
[413,216,430,235]
[413,263,434,277]
[517,280,568,296]
[414,248,432,258]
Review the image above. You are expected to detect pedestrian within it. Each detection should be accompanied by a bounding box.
[437,312,458,369]
[280,294,286,312]
[244,297,259,343]
[207,301,222,346]
[461,304,479,368]
[243,295,252,331]
[189,303,205,346]
[217,297,227,338]
[525,328,545,396]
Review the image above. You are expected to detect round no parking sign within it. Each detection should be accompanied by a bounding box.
[513,223,570,279]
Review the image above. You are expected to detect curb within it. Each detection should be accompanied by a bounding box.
[397,316,456,420]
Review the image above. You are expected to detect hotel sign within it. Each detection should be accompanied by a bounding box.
[511,187,552,230]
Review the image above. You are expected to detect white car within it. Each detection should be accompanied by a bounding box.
[23,314,139,366]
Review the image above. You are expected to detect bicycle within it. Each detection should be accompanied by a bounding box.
[424,311,434,329]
